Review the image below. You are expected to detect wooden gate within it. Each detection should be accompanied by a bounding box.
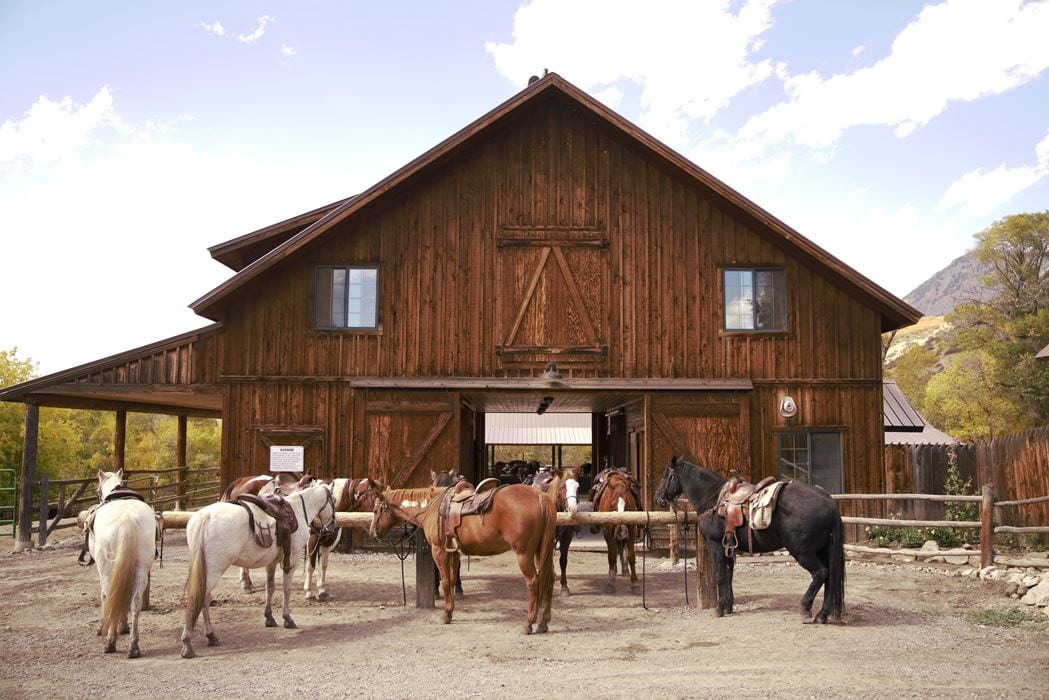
[362,391,460,488]
[646,393,751,507]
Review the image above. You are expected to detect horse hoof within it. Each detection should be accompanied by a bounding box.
[536,622,549,634]
[128,645,141,659]
[454,591,465,600]
[180,644,195,659]
[524,625,533,635]
[283,617,297,629]
[242,585,254,593]
[317,592,331,603]
[206,633,219,647]
[265,616,277,628]
[604,583,615,594]
[120,624,130,635]
[560,586,571,597]
[714,608,724,618]
[103,642,116,654]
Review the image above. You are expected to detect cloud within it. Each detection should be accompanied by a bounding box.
[937,128,1049,218]
[485,0,779,146]
[0,85,131,173]
[281,44,297,58]
[198,15,275,44]
[739,0,1049,153]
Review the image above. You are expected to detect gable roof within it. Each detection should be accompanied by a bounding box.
[191,73,921,332]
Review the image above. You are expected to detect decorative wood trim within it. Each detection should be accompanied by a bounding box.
[504,246,552,347]
[495,344,608,356]
[649,412,698,464]
[551,246,600,346]
[497,238,607,248]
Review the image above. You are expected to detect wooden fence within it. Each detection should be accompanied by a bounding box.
[28,466,220,547]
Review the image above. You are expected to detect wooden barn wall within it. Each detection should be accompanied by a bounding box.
[219,94,884,385]
[78,331,223,387]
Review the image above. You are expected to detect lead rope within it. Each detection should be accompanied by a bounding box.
[681,509,690,607]
[392,524,417,607]
[642,511,651,610]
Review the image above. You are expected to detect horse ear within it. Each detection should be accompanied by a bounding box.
[430,470,437,480]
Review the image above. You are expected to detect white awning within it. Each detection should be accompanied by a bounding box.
[485,412,592,445]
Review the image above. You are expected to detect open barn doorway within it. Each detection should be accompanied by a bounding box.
[483,412,594,487]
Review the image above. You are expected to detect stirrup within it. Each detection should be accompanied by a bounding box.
[444,536,460,553]
[722,531,738,558]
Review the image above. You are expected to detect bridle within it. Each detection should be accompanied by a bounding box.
[661,460,719,516]
[302,485,338,539]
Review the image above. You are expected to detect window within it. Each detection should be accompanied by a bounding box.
[723,268,787,331]
[315,266,378,330]
[778,431,843,493]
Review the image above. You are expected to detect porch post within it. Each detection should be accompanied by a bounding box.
[15,402,39,552]
[114,409,126,473]
[176,415,188,510]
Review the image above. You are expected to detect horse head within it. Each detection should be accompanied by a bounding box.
[655,457,683,507]
[431,469,463,488]
[96,469,124,502]
[349,478,384,512]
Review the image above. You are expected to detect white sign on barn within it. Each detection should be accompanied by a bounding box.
[269,445,304,472]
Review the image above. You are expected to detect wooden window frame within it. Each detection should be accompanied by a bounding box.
[720,266,788,333]
[314,264,382,333]
[776,430,843,493]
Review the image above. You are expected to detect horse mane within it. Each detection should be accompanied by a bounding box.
[384,486,443,503]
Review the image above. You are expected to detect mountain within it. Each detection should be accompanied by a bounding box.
[903,250,992,316]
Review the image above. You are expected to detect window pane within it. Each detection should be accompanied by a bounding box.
[724,269,754,330]
[754,269,786,330]
[778,433,809,483]
[315,265,378,329]
[811,432,843,493]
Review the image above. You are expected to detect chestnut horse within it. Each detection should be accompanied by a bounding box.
[655,456,845,623]
[430,469,465,599]
[370,480,558,634]
[591,469,640,594]
[530,467,580,596]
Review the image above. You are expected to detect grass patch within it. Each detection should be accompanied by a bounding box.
[965,606,1048,630]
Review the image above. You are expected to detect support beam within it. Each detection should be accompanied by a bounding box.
[15,403,39,552]
[114,409,127,473]
[176,415,188,510]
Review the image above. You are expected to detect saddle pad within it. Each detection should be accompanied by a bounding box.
[238,500,277,548]
[749,481,785,530]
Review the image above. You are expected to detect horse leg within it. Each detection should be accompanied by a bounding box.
[704,537,732,617]
[316,544,332,602]
[264,564,278,627]
[432,546,455,624]
[625,527,640,594]
[514,549,539,635]
[202,590,218,647]
[240,567,254,593]
[281,563,297,629]
[454,556,464,599]
[127,573,144,658]
[603,527,617,593]
[304,550,317,600]
[724,552,736,614]
[558,528,571,596]
[793,551,830,623]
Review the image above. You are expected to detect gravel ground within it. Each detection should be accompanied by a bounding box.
[1,528,1047,699]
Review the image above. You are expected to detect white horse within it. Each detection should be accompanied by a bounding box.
[303,477,383,601]
[86,469,157,658]
[179,481,336,658]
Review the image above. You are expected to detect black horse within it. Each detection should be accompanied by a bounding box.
[655,456,845,624]
[431,469,465,599]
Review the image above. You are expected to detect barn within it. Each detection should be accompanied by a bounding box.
[1,73,921,515]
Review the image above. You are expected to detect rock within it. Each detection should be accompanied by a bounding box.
[920,540,940,552]
[893,554,916,563]
[1005,582,1019,596]
[1022,575,1041,587]
[960,567,975,578]
[968,555,982,567]
[978,566,999,580]
[1019,579,1049,607]
[927,555,945,563]
[946,555,970,565]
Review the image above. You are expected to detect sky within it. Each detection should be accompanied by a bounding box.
[2,0,1048,377]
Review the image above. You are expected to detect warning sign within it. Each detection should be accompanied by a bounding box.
[269,445,304,473]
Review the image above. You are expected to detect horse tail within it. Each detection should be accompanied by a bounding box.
[183,511,210,630]
[826,510,846,621]
[536,484,558,601]
[100,517,139,640]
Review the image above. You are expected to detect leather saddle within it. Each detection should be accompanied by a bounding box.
[589,468,641,509]
[438,478,502,552]
[234,493,299,572]
[78,487,162,566]
[716,473,784,557]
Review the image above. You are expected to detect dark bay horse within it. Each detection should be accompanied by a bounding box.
[530,467,580,596]
[370,481,558,634]
[655,456,845,623]
[591,469,640,594]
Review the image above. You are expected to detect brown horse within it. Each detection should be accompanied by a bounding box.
[370,480,558,634]
[530,467,581,596]
[430,470,465,599]
[591,469,640,594]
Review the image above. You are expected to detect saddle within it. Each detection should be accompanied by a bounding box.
[716,473,785,557]
[589,468,641,510]
[438,478,502,553]
[78,487,163,566]
[234,493,300,572]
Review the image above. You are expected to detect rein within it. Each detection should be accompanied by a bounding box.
[301,487,337,563]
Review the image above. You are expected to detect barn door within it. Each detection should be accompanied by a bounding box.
[647,394,751,507]
[495,228,608,359]
[363,391,459,488]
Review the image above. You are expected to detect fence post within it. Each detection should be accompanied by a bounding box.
[15,403,39,552]
[696,525,716,609]
[980,483,994,568]
[415,529,435,608]
[37,474,49,547]
[176,415,187,510]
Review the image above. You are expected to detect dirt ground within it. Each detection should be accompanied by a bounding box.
[1,528,1047,700]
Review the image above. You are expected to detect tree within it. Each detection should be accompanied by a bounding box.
[924,351,1026,441]
[974,212,1049,319]
[887,344,940,415]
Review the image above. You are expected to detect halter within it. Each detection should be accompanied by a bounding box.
[663,459,720,516]
[302,485,338,539]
